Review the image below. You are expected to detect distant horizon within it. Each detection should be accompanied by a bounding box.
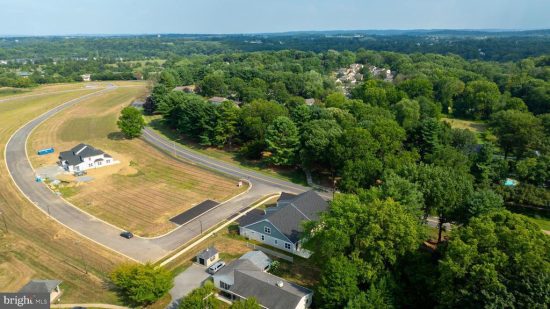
[1,0,548,36]
[1,28,550,38]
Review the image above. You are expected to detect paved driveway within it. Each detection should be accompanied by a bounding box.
[168,264,211,308]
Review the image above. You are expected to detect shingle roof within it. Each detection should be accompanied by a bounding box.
[197,246,218,260]
[215,259,260,278]
[239,251,271,271]
[59,144,107,166]
[19,280,62,294]
[265,190,328,243]
[230,270,311,309]
[277,192,297,203]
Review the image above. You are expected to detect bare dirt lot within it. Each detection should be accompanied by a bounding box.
[28,85,247,237]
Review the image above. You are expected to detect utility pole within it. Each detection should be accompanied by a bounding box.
[0,211,8,234]
[199,219,203,235]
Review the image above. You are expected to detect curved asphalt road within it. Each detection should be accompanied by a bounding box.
[5,88,315,263]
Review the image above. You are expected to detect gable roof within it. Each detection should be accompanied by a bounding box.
[59,143,107,166]
[197,246,218,260]
[265,190,328,243]
[230,270,311,309]
[19,280,62,294]
[277,192,297,203]
[215,258,260,278]
[239,251,271,270]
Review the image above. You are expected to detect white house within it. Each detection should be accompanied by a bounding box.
[213,251,313,309]
[58,143,118,172]
[81,74,91,82]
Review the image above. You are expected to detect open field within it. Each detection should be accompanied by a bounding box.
[442,117,487,134]
[0,88,129,303]
[28,85,246,236]
[145,116,307,185]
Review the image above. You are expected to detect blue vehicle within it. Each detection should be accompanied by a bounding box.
[37,147,55,155]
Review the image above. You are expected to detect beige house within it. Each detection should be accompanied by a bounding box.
[196,246,219,267]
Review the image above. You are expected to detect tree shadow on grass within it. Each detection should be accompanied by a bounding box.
[107,132,125,140]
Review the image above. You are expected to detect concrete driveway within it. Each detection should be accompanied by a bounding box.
[167,264,211,308]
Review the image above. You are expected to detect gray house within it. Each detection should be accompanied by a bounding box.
[213,251,312,309]
[19,279,62,302]
[239,190,328,257]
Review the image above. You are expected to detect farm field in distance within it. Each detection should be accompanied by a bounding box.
[28,83,247,236]
[0,85,128,303]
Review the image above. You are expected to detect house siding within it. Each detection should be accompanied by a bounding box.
[240,221,297,253]
[62,154,117,172]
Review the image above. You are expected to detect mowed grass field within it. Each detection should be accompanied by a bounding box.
[0,86,128,303]
[28,84,246,237]
[442,117,487,134]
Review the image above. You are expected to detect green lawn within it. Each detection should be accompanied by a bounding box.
[509,207,550,231]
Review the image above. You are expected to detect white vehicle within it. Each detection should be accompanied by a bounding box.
[208,261,225,274]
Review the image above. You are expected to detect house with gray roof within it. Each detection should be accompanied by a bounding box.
[239,190,328,257]
[58,143,118,172]
[212,251,312,309]
[19,279,62,302]
[196,246,219,267]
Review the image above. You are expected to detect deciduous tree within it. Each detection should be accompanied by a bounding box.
[117,106,145,139]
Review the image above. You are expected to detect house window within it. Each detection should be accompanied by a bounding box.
[106,160,111,163]
[264,226,271,234]
[97,161,102,166]
[261,235,265,241]
[220,281,231,290]
[89,163,93,167]
[285,243,292,250]
[274,239,278,245]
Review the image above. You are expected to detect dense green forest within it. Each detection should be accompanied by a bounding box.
[2,30,550,88]
[147,48,550,308]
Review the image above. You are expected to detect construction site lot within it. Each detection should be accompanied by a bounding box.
[0,88,129,303]
[28,84,247,237]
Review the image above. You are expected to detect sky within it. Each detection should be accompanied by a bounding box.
[0,0,548,36]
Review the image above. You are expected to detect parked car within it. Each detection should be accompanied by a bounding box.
[120,231,133,239]
[208,261,225,274]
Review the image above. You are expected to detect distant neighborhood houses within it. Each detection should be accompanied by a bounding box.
[239,190,329,258]
[81,73,91,82]
[368,64,395,82]
[335,62,394,95]
[58,143,118,172]
[213,251,313,309]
